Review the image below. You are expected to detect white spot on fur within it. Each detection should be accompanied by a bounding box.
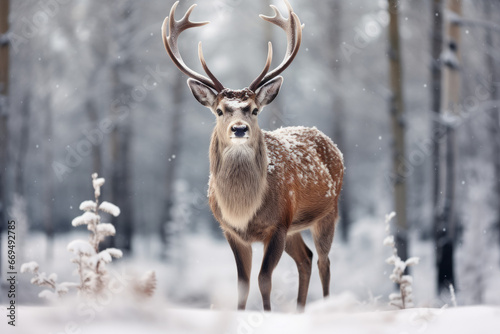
[225,99,249,110]
[230,137,249,145]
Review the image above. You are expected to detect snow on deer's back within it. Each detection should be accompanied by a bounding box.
[264,126,344,232]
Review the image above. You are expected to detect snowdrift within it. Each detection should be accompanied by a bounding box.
[2,303,499,334]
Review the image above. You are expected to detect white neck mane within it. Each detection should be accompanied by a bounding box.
[212,142,267,231]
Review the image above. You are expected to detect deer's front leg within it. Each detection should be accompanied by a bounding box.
[225,232,253,310]
[258,227,287,311]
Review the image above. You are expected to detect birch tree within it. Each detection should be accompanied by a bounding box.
[435,0,462,292]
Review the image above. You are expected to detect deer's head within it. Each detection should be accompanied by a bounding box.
[162,0,303,146]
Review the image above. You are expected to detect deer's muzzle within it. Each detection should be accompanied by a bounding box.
[231,125,249,138]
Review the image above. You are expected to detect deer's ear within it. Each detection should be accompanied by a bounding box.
[255,76,283,107]
[187,79,216,107]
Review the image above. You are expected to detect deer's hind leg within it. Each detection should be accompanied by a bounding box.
[285,233,313,310]
[311,210,337,297]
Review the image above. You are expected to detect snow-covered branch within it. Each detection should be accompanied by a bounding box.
[20,261,78,300]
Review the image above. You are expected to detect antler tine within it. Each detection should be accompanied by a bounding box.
[169,3,209,34]
[198,42,224,92]
[162,1,224,92]
[249,0,303,90]
[249,42,273,92]
[260,5,285,24]
[260,4,297,54]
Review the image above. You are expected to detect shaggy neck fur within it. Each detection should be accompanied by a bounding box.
[210,131,268,231]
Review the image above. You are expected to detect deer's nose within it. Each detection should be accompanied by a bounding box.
[231,125,249,137]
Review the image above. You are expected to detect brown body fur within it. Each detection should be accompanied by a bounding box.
[209,126,343,243]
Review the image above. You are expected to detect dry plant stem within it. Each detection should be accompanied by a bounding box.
[77,254,85,291]
[91,192,102,286]
[37,275,56,290]
[395,245,406,309]
[91,191,100,252]
[400,285,405,309]
[95,260,101,276]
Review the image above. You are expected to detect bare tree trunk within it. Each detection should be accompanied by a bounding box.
[15,93,30,196]
[43,93,54,260]
[35,15,55,260]
[86,99,102,174]
[388,0,408,262]
[436,0,462,293]
[109,0,136,253]
[160,72,183,259]
[483,0,500,261]
[431,0,443,217]
[328,0,351,242]
[334,97,351,242]
[430,0,448,292]
[110,119,133,252]
[0,0,10,275]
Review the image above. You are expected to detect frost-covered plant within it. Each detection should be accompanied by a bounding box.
[20,261,79,300]
[383,212,419,309]
[68,173,123,295]
[22,173,155,300]
[133,271,157,298]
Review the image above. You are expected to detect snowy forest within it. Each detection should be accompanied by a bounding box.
[1,0,500,333]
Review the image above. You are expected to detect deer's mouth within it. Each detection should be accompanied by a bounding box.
[230,135,249,144]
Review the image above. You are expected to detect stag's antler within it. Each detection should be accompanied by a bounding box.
[249,0,303,91]
[162,1,224,92]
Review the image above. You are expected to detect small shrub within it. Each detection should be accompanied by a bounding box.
[22,173,155,300]
[383,212,419,309]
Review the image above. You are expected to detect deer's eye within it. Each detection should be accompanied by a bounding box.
[216,109,223,116]
[252,108,259,116]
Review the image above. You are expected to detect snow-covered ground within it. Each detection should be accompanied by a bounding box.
[2,217,500,333]
[2,303,500,334]
[4,217,500,308]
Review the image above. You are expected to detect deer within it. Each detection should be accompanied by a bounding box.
[162,0,344,311]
